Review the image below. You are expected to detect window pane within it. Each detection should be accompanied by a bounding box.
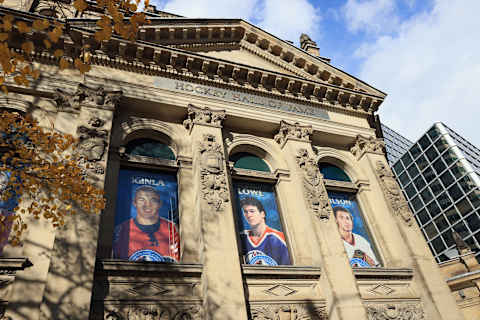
[453,221,469,238]
[399,171,410,187]
[430,179,444,196]
[468,190,480,208]
[443,149,459,166]
[417,209,430,225]
[393,161,404,175]
[421,188,434,204]
[433,158,447,174]
[401,153,413,167]
[432,237,446,253]
[465,237,476,249]
[451,163,467,179]
[411,196,424,212]
[443,231,455,247]
[410,144,422,159]
[125,139,176,160]
[427,126,442,140]
[233,153,271,172]
[435,215,449,233]
[425,147,439,162]
[407,164,419,179]
[435,136,449,153]
[437,192,452,210]
[427,201,441,217]
[416,155,429,171]
[405,183,417,199]
[448,184,464,202]
[318,163,350,181]
[423,167,436,183]
[445,206,461,225]
[414,175,427,191]
[466,214,480,233]
[440,171,455,188]
[419,135,431,150]
[459,175,476,193]
[425,223,438,239]
[456,197,473,216]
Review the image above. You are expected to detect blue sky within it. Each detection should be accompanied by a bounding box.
[152,0,480,148]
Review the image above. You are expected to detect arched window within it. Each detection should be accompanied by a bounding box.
[318,163,351,182]
[230,152,270,172]
[125,138,176,160]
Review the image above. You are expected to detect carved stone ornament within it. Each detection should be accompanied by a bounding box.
[350,135,385,160]
[250,304,326,320]
[199,134,229,211]
[274,121,312,148]
[296,148,333,220]
[54,83,122,113]
[183,104,226,133]
[376,161,414,227]
[365,303,424,320]
[104,305,202,320]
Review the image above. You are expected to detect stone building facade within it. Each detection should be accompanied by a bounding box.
[0,1,467,319]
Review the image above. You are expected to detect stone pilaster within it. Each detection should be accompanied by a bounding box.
[187,105,248,320]
[274,122,368,320]
[38,83,122,320]
[350,134,464,320]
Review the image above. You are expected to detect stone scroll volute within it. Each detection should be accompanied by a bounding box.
[296,148,333,220]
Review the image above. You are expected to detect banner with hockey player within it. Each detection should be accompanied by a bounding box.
[0,170,16,253]
[113,169,179,262]
[233,181,291,266]
[328,191,380,268]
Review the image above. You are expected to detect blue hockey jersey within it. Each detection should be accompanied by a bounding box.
[240,226,291,266]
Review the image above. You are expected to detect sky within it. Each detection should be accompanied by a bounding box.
[151,0,480,147]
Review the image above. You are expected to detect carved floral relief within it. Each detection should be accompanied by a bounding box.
[365,303,424,320]
[274,121,312,148]
[350,135,385,160]
[183,104,226,132]
[250,304,326,320]
[54,83,122,113]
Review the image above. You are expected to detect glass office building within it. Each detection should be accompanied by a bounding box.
[382,123,414,165]
[387,123,480,262]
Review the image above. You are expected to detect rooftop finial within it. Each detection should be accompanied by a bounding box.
[300,33,319,57]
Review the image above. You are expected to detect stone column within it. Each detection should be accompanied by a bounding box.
[350,135,464,320]
[274,121,368,320]
[183,104,248,320]
[37,84,122,320]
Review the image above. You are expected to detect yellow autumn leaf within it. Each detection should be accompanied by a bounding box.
[32,19,50,31]
[1,85,8,94]
[31,69,40,80]
[2,15,14,32]
[53,49,64,57]
[0,33,8,41]
[48,28,62,43]
[43,39,51,49]
[21,41,34,54]
[59,57,70,70]
[73,0,88,12]
[16,21,31,33]
[74,58,91,73]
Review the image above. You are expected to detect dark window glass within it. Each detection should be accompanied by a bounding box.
[451,164,467,179]
[438,254,449,262]
[448,183,464,202]
[443,149,459,166]
[465,237,476,248]
[434,215,449,233]
[414,175,427,191]
[427,126,442,140]
[417,209,430,225]
[459,175,476,193]
[407,164,419,179]
[318,163,350,181]
[423,167,436,183]
[425,223,438,239]
[416,155,429,171]
[435,136,449,153]
[393,162,404,175]
[401,153,413,167]
[475,233,480,247]
[453,221,469,238]
[405,183,417,199]
[437,192,452,210]
[443,231,455,247]
[445,206,461,224]
[418,135,431,150]
[466,214,480,233]
[125,138,176,160]
[432,236,446,253]
[232,152,271,172]
[440,171,455,188]
[433,158,447,174]
[425,147,439,162]
[421,188,434,204]
[399,171,410,187]
[427,201,441,217]
[468,190,480,208]
[411,196,424,212]
[456,197,473,216]
[430,179,444,196]
[410,144,422,159]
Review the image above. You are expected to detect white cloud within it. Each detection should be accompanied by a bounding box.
[342,0,400,34]
[153,0,260,18]
[357,0,480,146]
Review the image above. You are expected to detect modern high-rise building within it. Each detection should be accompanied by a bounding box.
[385,123,480,262]
[381,123,414,165]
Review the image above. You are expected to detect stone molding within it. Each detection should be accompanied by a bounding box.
[0,97,31,113]
[364,302,424,320]
[53,83,123,113]
[250,303,326,320]
[104,304,202,320]
[274,121,312,148]
[375,161,414,227]
[183,104,226,133]
[199,134,229,211]
[350,135,385,160]
[0,258,31,320]
[296,148,332,220]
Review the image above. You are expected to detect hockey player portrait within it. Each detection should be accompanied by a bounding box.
[237,195,291,266]
[113,170,180,262]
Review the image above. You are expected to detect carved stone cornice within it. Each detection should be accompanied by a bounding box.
[53,83,123,113]
[350,135,385,160]
[365,302,424,320]
[296,148,332,220]
[250,303,326,320]
[376,161,414,227]
[199,134,229,211]
[274,121,312,148]
[0,97,31,114]
[183,104,226,133]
